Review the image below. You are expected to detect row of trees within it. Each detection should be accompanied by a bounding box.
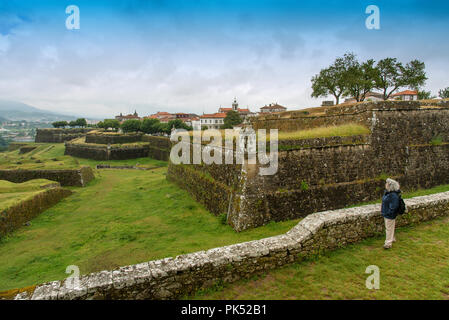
[52,118,87,128]
[311,53,428,104]
[97,118,192,134]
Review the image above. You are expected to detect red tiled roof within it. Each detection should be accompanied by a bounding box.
[218,107,250,113]
[260,104,286,110]
[200,113,227,118]
[392,90,418,96]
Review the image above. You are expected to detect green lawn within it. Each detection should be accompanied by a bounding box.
[190,215,449,300]
[0,166,298,291]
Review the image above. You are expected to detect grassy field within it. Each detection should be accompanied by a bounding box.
[0,146,299,291]
[0,144,79,169]
[0,179,58,211]
[273,123,370,141]
[190,215,449,300]
[178,123,370,142]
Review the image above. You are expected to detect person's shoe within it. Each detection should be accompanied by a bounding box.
[383,244,392,249]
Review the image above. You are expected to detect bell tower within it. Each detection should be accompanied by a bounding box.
[232,98,238,111]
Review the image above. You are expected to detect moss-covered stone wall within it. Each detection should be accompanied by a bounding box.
[0,186,72,238]
[35,129,93,143]
[0,166,94,187]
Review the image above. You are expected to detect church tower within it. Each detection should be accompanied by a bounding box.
[232,98,238,111]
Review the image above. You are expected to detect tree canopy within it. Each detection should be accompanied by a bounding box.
[121,119,141,133]
[439,87,449,99]
[222,110,243,129]
[52,121,68,128]
[311,53,427,104]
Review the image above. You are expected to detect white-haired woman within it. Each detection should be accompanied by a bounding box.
[381,178,401,249]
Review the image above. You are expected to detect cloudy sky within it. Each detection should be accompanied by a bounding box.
[0,0,448,119]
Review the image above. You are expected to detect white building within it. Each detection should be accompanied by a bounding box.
[390,90,418,101]
[200,113,226,129]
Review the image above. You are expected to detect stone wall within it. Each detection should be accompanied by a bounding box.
[35,129,93,143]
[0,186,72,238]
[64,135,171,161]
[85,132,143,145]
[167,100,449,231]
[64,142,150,161]
[11,191,449,300]
[142,136,171,161]
[0,167,94,187]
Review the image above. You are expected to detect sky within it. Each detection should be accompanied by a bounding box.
[0,0,448,119]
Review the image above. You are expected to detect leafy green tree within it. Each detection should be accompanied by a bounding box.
[311,53,358,105]
[344,58,379,102]
[68,120,77,128]
[52,121,68,128]
[141,118,161,134]
[417,90,436,100]
[439,87,449,99]
[375,58,427,100]
[75,118,87,127]
[121,119,141,133]
[156,123,170,134]
[222,110,243,129]
[102,119,121,131]
[167,119,191,131]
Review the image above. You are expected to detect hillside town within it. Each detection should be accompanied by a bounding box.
[113,98,287,130]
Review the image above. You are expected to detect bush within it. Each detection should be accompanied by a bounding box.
[121,120,141,133]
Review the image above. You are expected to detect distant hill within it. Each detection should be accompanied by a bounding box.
[0,100,78,122]
[0,116,7,123]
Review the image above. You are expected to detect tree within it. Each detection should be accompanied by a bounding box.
[374,58,427,100]
[311,53,356,105]
[102,119,120,131]
[344,58,379,102]
[156,122,170,135]
[121,119,141,133]
[439,87,449,99]
[417,90,436,100]
[75,118,87,128]
[222,110,243,129]
[167,119,191,131]
[52,121,68,128]
[68,120,77,128]
[141,118,161,134]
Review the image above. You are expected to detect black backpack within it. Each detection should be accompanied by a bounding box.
[397,193,406,215]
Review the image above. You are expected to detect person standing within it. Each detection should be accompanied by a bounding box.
[381,178,401,249]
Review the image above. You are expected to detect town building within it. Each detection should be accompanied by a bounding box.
[218,98,253,119]
[200,113,227,129]
[389,90,418,101]
[259,103,287,113]
[115,111,141,122]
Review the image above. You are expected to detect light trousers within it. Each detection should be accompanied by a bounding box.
[384,218,396,247]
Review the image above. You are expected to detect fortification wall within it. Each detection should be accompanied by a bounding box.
[167,101,449,231]
[142,136,171,161]
[85,132,143,145]
[35,129,93,143]
[0,167,94,187]
[12,191,449,300]
[0,187,72,238]
[64,142,150,161]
